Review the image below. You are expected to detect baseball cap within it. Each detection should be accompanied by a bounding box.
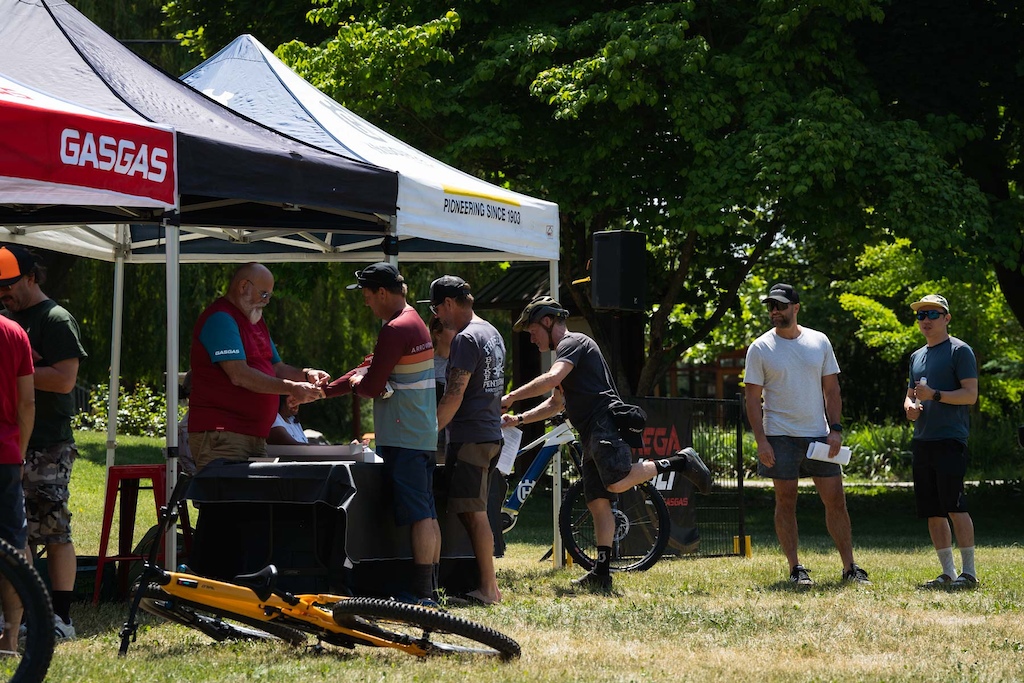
[346,262,404,290]
[417,275,471,306]
[0,245,35,287]
[761,283,799,305]
[910,294,949,313]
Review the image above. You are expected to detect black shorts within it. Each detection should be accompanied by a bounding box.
[581,413,634,503]
[911,438,969,518]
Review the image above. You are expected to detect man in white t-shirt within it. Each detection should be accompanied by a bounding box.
[267,396,309,445]
[743,283,869,587]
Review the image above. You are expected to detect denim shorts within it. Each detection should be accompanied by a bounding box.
[0,464,27,548]
[757,435,842,480]
[378,446,437,526]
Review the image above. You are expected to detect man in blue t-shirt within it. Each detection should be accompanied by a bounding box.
[431,276,505,605]
[904,294,979,589]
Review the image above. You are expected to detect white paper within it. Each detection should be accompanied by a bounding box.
[805,441,851,466]
[498,427,523,475]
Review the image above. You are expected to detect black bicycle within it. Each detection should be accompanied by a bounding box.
[0,538,55,683]
[501,414,671,572]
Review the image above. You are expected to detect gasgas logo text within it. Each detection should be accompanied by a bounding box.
[638,425,682,457]
[59,128,169,183]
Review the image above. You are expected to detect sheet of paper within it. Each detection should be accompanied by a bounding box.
[805,441,851,466]
[498,426,523,475]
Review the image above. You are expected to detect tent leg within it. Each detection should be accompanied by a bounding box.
[105,243,125,472]
[547,260,563,568]
[164,218,180,569]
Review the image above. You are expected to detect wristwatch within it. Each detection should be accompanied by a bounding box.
[829,423,843,432]
[932,390,942,403]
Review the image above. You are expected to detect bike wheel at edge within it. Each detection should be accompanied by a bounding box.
[559,479,671,572]
[0,538,55,683]
[332,597,520,660]
[136,583,308,645]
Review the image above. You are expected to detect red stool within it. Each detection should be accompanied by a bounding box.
[92,464,192,604]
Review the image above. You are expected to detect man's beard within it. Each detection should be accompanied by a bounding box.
[247,306,264,324]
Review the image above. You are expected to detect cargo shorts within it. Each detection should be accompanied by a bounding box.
[23,440,77,545]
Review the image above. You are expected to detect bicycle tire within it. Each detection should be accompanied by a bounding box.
[0,538,54,683]
[559,479,671,572]
[136,583,308,646]
[332,597,520,660]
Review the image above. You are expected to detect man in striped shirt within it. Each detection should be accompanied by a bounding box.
[326,263,440,605]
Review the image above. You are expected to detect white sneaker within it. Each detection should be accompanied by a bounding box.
[54,616,76,640]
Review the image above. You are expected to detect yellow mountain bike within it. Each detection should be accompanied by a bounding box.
[118,475,520,661]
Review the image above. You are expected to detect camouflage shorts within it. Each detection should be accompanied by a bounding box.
[23,441,77,545]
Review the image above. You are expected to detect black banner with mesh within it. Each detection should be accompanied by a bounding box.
[634,397,746,557]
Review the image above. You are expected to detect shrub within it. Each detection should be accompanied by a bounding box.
[72,382,182,437]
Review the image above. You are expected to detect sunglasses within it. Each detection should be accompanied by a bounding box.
[766,300,791,311]
[245,279,272,301]
[916,310,946,321]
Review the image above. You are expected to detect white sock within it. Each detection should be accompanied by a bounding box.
[959,546,976,578]
[936,547,957,578]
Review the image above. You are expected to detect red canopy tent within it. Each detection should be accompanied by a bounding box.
[0,74,177,210]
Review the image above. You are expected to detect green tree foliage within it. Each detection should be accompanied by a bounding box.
[162,0,332,59]
[851,0,1024,333]
[273,0,993,396]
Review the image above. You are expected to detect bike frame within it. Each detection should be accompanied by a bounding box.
[149,569,429,656]
[500,419,579,532]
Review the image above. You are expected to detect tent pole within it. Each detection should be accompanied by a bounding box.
[164,216,180,569]
[547,259,563,568]
[104,230,126,471]
[384,216,399,267]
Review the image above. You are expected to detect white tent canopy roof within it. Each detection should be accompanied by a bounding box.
[182,34,559,263]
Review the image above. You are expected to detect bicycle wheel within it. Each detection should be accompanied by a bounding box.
[559,479,671,572]
[136,583,308,646]
[0,538,54,683]
[332,597,520,660]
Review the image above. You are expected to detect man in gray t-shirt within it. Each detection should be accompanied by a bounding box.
[431,276,505,605]
[744,283,869,587]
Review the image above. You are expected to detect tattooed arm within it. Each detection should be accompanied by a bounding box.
[437,367,471,431]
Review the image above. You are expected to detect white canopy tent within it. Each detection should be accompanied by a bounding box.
[182,34,559,265]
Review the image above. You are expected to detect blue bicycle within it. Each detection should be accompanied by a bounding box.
[500,414,670,572]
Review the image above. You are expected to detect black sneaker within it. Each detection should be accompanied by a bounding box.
[842,563,871,585]
[571,570,613,593]
[676,447,713,494]
[950,573,979,590]
[789,564,813,587]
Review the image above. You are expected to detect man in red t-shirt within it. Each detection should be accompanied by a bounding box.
[0,314,33,651]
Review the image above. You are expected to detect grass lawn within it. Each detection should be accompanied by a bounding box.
[40,432,1024,682]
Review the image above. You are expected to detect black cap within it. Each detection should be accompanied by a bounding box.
[417,275,471,306]
[347,262,404,290]
[0,245,35,288]
[761,283,799,305]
